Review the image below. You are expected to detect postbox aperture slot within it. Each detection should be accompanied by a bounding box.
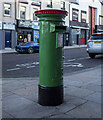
[55,26,66,32]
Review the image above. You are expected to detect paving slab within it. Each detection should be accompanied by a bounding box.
[48,113,72,118]
[1,66,102,118]
[2,94,60,118]
[12,84,38,102]
[2,110,14,118]
[84,92,101,104]
[82,83,101,92]
[66,101,101,118]
[64,86,95,99]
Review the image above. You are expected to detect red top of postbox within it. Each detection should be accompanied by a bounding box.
[35,9,68,16]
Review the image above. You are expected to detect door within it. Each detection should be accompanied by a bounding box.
[81,30,86,44]
[5,31,11,48]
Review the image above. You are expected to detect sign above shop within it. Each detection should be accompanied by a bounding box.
[70,0,79,4]
[0,21,2,29]
[17,20,34,28]
[3,22,15,30]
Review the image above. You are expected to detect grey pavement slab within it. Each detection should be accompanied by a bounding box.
[2,79,38,92]
[1,66,102,118]
[48,113,72,118]
[66,101,101,118]
[12,84,38,102]
[2,94,60,118]
[84,92,101,104]
[81,83,101,92]
[64,86,95,99]
[2,91,14,98]
[2,110,14,118]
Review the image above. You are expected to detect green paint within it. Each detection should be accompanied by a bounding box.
[37,12,67,87]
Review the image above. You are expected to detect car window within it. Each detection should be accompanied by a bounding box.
[90,34,103,40]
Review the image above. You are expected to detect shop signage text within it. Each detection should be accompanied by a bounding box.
[3,23,15,30]
[18,20,34,28]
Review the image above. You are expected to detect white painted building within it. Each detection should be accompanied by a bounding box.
[15,0,41,44]
[0,0,16,50]
[68,0,102,46]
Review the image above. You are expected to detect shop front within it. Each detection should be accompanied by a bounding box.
[34,23,39,43]
[0,21,2,50]
[17,20,34,45]
[69,21,89,45]
[1,22,16,49]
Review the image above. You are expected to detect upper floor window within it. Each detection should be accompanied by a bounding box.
[99,15,103,25]
[20,6,26,19]
[61,1,65,10]
[4,3,11,16]
[33,8,38,20]
[72,8,79,21]
[81,11,87,23]
[47,0,52,8]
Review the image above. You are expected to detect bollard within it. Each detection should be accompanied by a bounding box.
[35,9,67,106]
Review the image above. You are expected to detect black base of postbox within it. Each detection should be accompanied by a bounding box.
[38,85,63,106]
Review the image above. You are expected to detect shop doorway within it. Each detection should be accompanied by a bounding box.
[5,31,11,48]
[81,30,86,44]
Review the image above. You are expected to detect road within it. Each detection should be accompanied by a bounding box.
[2,47,103,78]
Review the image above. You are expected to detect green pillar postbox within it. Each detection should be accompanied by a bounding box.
[35,9,67,106]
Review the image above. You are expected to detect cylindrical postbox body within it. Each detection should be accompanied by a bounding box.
[35,9,67,106]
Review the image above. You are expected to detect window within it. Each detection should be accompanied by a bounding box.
[72,8,79,21]
[20,6,26,19]
[81,11,87,23]
[99,15,103,25]
[61,1,65,10]
[33,8,38,20]
[4,3,11,16]
[47,0,52,8]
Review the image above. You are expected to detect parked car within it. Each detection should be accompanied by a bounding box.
[87,33,103,58]
[15,41,39,54]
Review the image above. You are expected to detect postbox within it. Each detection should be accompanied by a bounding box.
[35,9,67,106]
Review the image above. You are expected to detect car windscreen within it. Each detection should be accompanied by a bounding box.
[90,34,103,40]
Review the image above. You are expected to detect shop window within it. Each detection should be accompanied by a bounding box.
[61,1,65,10]
[4,3,11,16]
[99,15,103,25]
[33,8,38,20]
[20,6,26,19]
[81,11,87,23]
[72,8,79,21]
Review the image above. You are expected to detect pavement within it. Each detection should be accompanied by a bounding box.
[0,45,87,54]
[0,65,102,119]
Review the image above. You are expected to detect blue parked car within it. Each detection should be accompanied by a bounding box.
[15,41,39,54]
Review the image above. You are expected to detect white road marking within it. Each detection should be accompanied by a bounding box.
[27,66,36,68]
[68,59,76,62]
[64,63,83,68]
[77,57,90,60]
[7,68,20,71]
[7,57,88,72]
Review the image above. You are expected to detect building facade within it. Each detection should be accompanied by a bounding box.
[96,1,103,32]
[69,0,102,46]
[0,0,16,50]
[16,0,40,45]
[0,0,103,50]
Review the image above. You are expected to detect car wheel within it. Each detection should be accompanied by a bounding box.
[89,53,96,59]
[28,47,34,54]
